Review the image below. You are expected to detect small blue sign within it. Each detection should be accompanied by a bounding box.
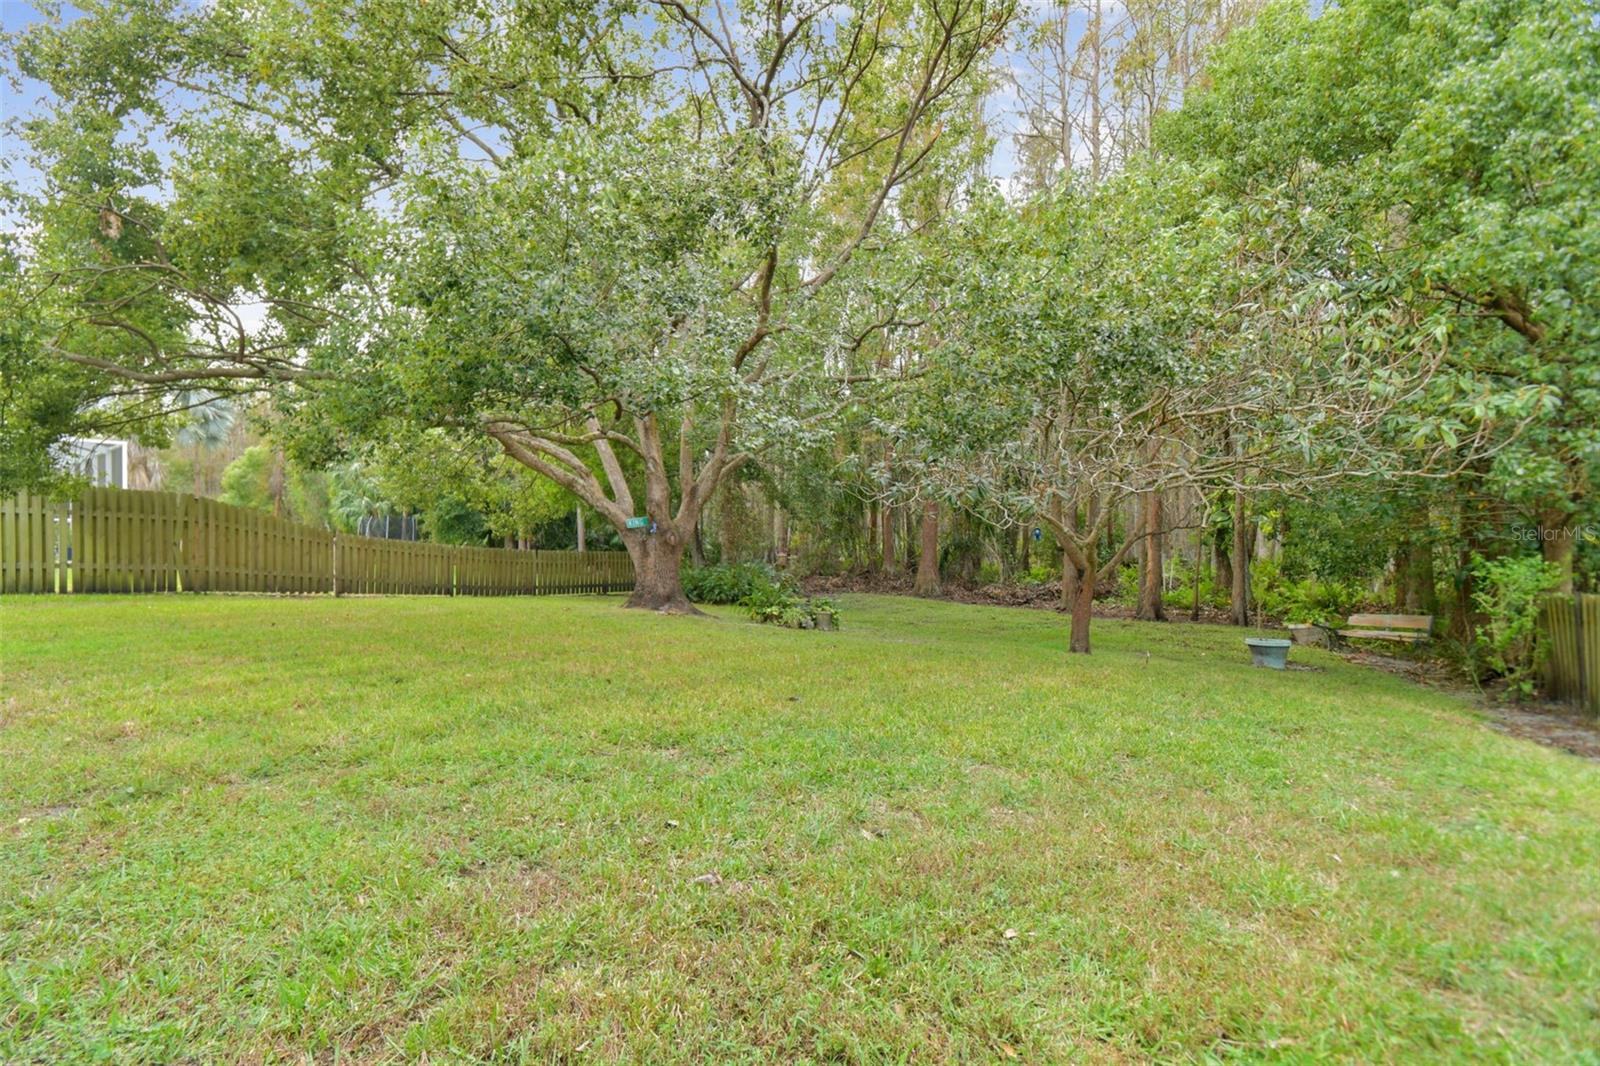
[1032,527,1043,542]
[625,516,650,530]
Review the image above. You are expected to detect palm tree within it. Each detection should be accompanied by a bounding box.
[173,391,236,495]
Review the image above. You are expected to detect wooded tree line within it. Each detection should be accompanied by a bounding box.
[3,0,1595,660]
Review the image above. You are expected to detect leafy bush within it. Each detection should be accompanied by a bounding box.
[1163,574,1231,611]
[682,562,780,605]
[1470,554,1562,698]
[740,580,839,629]
[1275,491,1399,586]
[684,562,839,629]
[1112,564,1140,607]
[1254,574,1364,627]
[1023,562,1060,586]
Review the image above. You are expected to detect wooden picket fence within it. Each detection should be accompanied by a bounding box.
[0,489,633,597]
[1541,594,1600,717]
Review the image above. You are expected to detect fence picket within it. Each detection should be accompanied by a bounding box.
[1542,594,1599,718]
[0,488,633,603]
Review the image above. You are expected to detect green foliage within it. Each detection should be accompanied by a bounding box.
[1469,554,1563,697]
[1252,565,1366,629]
[325,462,401,535]
[1163,571,1231,612]
[684,560,840,628]
[5,0,1013,592]
[1162,0,1600,535]
[1113,564,1140,608]
[217,444,332,527]
[1022,561,1059,586]
[217,445,275,513]
[681,562,782,606]
[1171,550,1228,611]
[741,581,840,630]
[1274,491,1408,585]
[418,497,493,546]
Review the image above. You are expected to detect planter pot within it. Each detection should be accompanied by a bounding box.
[1245,637,1292,670]
[1287,624,1327,648]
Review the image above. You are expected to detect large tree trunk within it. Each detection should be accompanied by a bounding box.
[773,508,790,570]
[1452,494,1484,643]
[1407,536,1438,613]
[487,410,737,618]
[865,503,878,571]
[1136,488,1165,622]
[575,505,586,552]
[881,504,897,575]
[623,531,699,614]
[1393,541,1411,611]
[1542,504,1576,595]
[1230,490,1250,626]
[1395,523,1438,614]
[905,508,917,571]
[914,500,941,597]
[1191,527,1204,621]
[1052,497,1078,611]
[1213,532,1232,597]
[689,519,706,567]
[1069,539,1097,654]
[1056,496,1081,605]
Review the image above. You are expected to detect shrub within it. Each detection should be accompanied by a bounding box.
[1023,562,1059,586]
[682,562,780,605]
[683,562,839,629]
[741,580,840,630]
[1112,564,1140,607]
[1255,576,1364,627]
[1469,554,1562,698]
[1163,574,1230,611]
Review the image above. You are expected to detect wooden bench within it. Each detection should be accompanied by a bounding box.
[1317,613,1434,648]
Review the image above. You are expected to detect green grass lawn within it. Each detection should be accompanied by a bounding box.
[2,594,1598,1063]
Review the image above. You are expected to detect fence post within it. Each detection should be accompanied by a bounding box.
[332,532,340,597]
[1577,594,1589,712]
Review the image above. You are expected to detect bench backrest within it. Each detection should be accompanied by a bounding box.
[1345,613,1433,633]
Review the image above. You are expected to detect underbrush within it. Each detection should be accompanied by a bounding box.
[683,562,840,629]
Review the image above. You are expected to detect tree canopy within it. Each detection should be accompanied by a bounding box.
[3,0,1596,654]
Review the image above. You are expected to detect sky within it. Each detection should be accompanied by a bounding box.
[1,2,71,211]
[0,0,1051,206]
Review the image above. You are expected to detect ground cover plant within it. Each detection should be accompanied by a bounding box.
[3,594,1598,1062]
[684,563,839,629]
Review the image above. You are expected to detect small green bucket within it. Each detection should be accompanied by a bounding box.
[1245,638,1292,669]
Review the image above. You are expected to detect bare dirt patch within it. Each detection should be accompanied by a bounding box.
[1344,650,1600,760]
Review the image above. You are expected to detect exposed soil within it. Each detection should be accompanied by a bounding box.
[1345,651,1600,760]
[1479,702,1600,760]
[804,572,1600,760]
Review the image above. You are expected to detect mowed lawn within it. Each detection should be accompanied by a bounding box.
[2,595,1599,1063]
